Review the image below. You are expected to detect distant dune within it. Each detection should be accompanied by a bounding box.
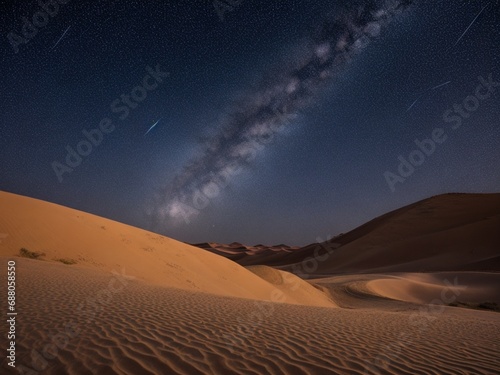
[192,242,300,265]
[194,193,500,273]
[1,191,499,374]
[366,272,500,305]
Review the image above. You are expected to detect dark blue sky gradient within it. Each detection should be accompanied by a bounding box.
[1,0,499,245]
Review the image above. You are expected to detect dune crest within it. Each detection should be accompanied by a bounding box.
[0,191,326,306]
[246,265,337,307]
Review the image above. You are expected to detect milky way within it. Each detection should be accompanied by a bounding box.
[149,0,415,226]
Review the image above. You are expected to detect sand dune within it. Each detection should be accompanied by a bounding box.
[192,194,500,273]
[246,265,336,308]
[0,191,329,306]
[313,273,500,312]
[283,193,500,273]
[192,242,299,265]
[367,272,500,305]
[1,191,499,374]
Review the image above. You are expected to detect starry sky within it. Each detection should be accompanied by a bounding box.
[1,0,499,246]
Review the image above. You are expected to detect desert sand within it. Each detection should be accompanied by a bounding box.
[1,191,499,374]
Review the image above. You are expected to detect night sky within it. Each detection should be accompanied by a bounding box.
[1,0,499,246]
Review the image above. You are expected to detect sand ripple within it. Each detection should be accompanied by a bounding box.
[2,259,499,375]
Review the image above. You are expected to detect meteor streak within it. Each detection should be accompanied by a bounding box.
[431,81,451,90]
[144,119,161,136]
[453,4,488,47]
[406,98,419,112]
[51,26,71,50]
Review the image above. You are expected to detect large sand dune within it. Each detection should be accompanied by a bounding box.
[0,191,332,306]
[1,191,499,374]
[195,194,500,273]
[307,193,500,274]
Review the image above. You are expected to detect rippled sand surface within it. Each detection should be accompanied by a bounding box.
[4,258,499,375]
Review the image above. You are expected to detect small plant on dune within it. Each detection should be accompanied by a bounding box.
[55,258,77,265]
[19,248,45,259]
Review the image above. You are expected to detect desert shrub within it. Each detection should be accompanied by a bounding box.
[19,248,45,259]
[56,258,77,265]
